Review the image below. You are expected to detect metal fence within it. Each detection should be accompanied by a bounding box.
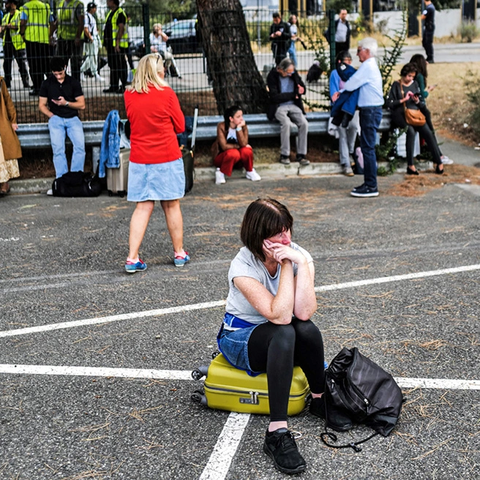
[5,5,331,122]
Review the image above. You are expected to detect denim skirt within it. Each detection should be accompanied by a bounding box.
[217,323,261,375]
[127,158,185,202]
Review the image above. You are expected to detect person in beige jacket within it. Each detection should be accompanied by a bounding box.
[0,76,21,194]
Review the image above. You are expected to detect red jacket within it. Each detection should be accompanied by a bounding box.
[124,85,185,164]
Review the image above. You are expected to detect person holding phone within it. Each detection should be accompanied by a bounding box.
[269,12,291,65]
[409,54,452,164]
[38,56,86,185]
[386,63,443,175]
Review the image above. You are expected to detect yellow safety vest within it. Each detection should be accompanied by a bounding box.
[2,9,26,50]
[105,7,128,48]
[22,0,50,44]
[57,0,83,41]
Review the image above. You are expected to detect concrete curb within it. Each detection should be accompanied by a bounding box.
[8,160,432,195]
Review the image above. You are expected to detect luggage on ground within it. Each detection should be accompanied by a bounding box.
[107,148,129,197]
[52,171,102,197]
[191,353,310,416]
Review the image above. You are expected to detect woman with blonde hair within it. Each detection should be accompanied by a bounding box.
[0,77,21,195]
[123,53,189,271]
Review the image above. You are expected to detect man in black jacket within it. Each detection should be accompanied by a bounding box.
[325,9,351,55]
[267,58,309,166]
[421,0,435,63]
[269,12,291,66]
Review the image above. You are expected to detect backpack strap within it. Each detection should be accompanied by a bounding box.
[320,428,378,453]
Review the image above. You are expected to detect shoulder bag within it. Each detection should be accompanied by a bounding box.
[401,84,426,127]
[321,347,404,452]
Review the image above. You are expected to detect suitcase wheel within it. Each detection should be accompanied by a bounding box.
[191,389,207,406]
[211,351,220,359]
[191,365,208,381]
[108,191,113,197]
[119,191,126,198]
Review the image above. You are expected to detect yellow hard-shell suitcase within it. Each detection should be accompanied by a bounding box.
[192,353,310,416]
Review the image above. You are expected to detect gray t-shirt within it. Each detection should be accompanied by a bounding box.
[279,76,295,107]
[225,243,313,325]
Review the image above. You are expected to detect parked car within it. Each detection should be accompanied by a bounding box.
[163,19,201,54]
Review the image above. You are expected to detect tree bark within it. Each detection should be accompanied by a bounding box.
[196,0,269,115]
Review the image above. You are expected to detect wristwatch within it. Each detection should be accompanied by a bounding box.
[65,101,69,107]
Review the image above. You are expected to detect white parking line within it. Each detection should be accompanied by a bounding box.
[199,413,251,480]
[0,364,479,390]
[1,264,479,339]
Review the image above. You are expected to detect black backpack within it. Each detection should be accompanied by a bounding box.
[322,347,403,451]
[52,171,102,197]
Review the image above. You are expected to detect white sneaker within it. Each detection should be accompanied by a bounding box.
[246,168,261,181]
[95,73,105,82]
[46,188,53,196]
[215,168,226,185]
[441,156,453,165]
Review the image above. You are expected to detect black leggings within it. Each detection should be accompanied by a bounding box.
[406,123,442,166]
[248,318,325,422]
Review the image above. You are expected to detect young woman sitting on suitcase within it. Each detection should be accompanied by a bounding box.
[217,198,326,475]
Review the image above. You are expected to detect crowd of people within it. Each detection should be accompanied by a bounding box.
[0,6,454,476]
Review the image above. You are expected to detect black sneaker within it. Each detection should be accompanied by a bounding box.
[279,155,291,165]
[263,428,306,475]
[350,184,379,198]
[309,396,353,432]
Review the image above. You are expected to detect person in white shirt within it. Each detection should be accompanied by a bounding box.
[80,2,104,82]
[332,37,383,197]
[149,23,172,72]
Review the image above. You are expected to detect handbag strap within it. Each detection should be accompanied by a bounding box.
[320,429,379,452]
[321,375,379,453]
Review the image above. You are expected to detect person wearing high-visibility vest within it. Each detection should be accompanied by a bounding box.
[52,0,84,82]
[103,0,128,93]
[1,0,30,89]
[20,0,54,96]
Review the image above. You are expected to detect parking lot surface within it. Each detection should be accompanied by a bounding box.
[1,172,479,479]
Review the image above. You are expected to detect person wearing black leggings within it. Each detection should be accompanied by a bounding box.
[386,63,444,175]
[217,198,326,475]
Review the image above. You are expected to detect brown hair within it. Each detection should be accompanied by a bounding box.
[409,54,428,79]
[240,198,293,262]
[400,63,417,78]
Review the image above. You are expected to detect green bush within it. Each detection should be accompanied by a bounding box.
[458,21,480,43]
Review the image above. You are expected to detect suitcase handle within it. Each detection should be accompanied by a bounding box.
[240,391,259,405]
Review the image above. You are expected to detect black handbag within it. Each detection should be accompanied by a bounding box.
[322,347,403,452]
[52,171,102,197]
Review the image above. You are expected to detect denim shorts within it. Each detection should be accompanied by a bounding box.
[127,158,185,202]
[217,323,261,375]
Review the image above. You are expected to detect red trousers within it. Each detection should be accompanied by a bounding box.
[214,147,254,176]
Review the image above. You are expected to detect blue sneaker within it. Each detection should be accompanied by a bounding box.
[125,259,147,273]
[174,252,190,267]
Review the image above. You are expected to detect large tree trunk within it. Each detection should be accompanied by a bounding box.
[196,0,269,115]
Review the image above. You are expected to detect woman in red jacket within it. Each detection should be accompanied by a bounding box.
[124,53,189,271]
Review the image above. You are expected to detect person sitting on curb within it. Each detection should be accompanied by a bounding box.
[212,105,261,185]
[38,56,85,193]
[267,58,309,166]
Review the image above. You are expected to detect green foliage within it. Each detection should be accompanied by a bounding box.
[458,21,480,43]
[464,70,480,135]
[325,0,355,13]
[350,13,373,38]
[378,7,407,101]
[123,0,196,25]
[376,127,407,175]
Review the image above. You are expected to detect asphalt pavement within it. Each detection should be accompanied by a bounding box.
[1,142,480,479]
